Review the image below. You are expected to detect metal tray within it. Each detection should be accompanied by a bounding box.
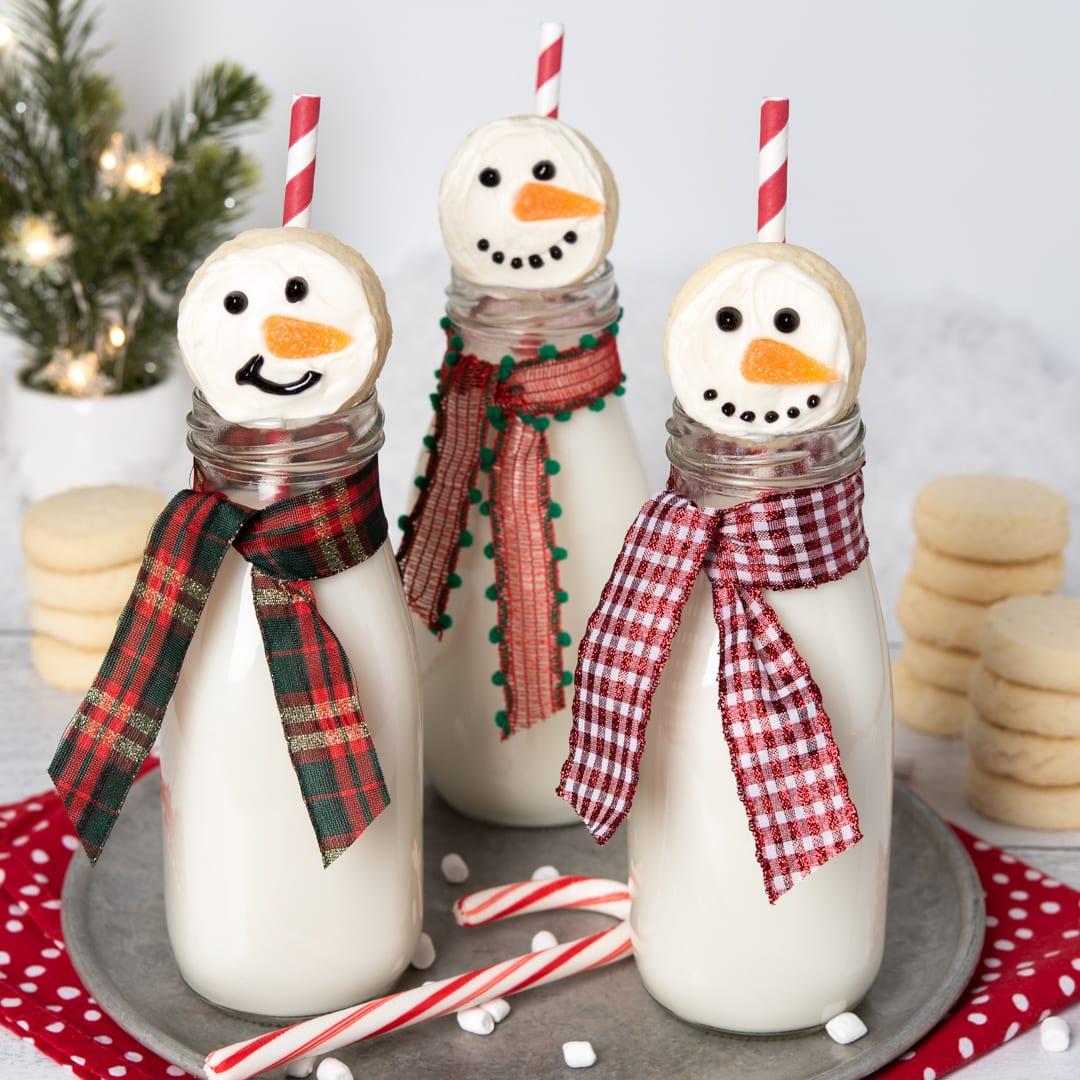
[63,775,983,1079]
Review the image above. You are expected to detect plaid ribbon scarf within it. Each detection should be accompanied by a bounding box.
[558,469,869,903]
[397,322,623,738]
[49,458,391,869]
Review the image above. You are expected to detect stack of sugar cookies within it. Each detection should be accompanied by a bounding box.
[22,485,165,691]
[894,475,1068,736]
[966,596,1080,829]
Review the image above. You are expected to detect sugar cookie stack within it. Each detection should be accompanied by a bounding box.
[966,596,1080,829]
[22,485,165,691]
[894,475,1068,736]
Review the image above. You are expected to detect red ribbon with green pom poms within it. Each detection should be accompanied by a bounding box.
[397,316,625,738]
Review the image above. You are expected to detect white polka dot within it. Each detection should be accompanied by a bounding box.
[1071,958,1080,971]
[18,983,37,993]
[923,1069,936,1080]
[958,1036,974,1058]
[974,840,991,850]
[93,1034,112,1045]
[1001,853,1017,864]
[84,1009,101,1022]
[1042,878,1062,888]
[0,952,8,966]
[24,965,45,978]
[19,885,40,897]
[991,873,1009,885]
[1024,869,1042,881]
[41,899,61,910]
[1041,901,1062,914]
[1009,890,1029,901]
[1018,960,1035,969]
[27,801,42,811]
[61,835,79,851]
[1040,1009,1051,1022]
[1018,967,1035,976]
[124,1051,143,1062]
[1064,929,1080,939]
[984,957,1002,968]
[8,902,27,916]
[1008,907,1028,920]
[70,1056,85,1066]
[108,1067,126,1078]
[12,835,28,847]
[993,939,1016,952]
[968,1012,987,1024]
[984,972,1001,982]
[972,994,990,1004]
[45,1005,61,1014]
[1012,993,1029,1011]
[33,873,47,884]
[41,948,60,960]
[56,986,81,1000]
[899,1051,916,1061]
[166,1068,186,1078]
[45,1022,64,1033]
[5,920,22,933]
[1,998,22,1008]
[1061,975,1076,996]
[30,849,49,864]
[16,1020,28,1031]
[985,915,1000,928]
[1005,1021,1020,1040]
[1015,927,1034,939]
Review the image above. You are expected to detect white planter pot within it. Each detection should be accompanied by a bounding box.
[4,366,192,501]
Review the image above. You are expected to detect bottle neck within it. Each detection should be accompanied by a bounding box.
[187,390,384,506]
[666,399,866,509]
[445,260,619,362]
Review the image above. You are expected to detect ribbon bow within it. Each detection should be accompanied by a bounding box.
[558,469,869,902]
[397,319,624,738]
[49,458,390,868]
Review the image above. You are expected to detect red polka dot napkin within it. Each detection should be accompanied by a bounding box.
[1,779,1077,1079]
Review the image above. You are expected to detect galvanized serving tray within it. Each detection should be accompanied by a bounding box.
[63,776,983,1080]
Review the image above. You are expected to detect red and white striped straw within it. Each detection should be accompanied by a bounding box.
[204,877,631,1080]
[535,21,564,118]
[282,94,321,228]
[757,97,789,243]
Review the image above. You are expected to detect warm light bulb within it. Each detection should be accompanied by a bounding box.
[99,149,117,170]
[24,235,58,265]
[107,324,126,348]
[67,360,90,389]
[0,23,13,48]
[124,161,148,188]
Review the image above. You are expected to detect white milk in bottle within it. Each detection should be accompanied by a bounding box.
[399,116,647,826]
[163,228,422,1018]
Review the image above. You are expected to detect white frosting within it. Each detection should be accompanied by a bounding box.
[178,238,381,424]
[665,258,852,435]
[438,116,612,289]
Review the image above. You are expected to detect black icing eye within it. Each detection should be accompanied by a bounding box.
[223,291,248,315]
[285,277,308,303]
[532,160,556,181]
[774,308,800,333]
[479,167,500,188]
[715,306,742,332]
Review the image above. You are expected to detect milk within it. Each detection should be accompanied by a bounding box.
[628,431,892,1033]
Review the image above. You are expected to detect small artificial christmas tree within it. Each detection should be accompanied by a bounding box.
[0,0,270,395]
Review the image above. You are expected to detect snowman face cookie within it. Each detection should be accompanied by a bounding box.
[665,244,866,436]
[438,116,618,290]
[178,228,391,424]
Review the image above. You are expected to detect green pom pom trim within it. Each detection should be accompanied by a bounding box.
[439,316,453,331]
[429,392,440,409]
[547,502,562,519]
[397,514,410,530]
[479,501,490,516]
[544,459,561,475]
[492,670,506,687]
[479,447,496,467]
[588,398,606,412]
[495,710,510,734]
[607,321,620,336]
[468,487,483,504]
[556,589,569,604]
[533,416,550,431]
[561,670,573,686]
[444,351,460,366]
[485,404,503,423]
[620,372,628,382]
[414,475,428,490]
[554,410,572,422]
[483,542,496,559]
[579,333,598,349]
[438,612,453,630]
[557,630,572,647]
[538,344,559,360]
[489,626,502,644]
[449,334,464,350]
[423,434,436,450]
[614,385,626,397]
[447,571,462,589]
[459,529,474,547]
[485,584,498,601]
[552,546,568,562]
[498,355,515,381]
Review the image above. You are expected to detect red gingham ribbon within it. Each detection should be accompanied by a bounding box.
[558,470,868,902]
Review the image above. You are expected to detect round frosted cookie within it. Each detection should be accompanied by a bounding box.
[29,604,119,649]
[22,485,165,572]
[25,559,140,613]
[981,595,1080,694]
[897,577,987,653]
[899,637,975,693]
[892,657,974,736]
[913,475,1068,563]
[910,543,1064,604]
[966,712,1080,787]
[31,635,104,693]
[965,761,1080,830]
[969,662,1080,738]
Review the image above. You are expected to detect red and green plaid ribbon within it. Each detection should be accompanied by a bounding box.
[397,319,624,738]
[49,457,391,868]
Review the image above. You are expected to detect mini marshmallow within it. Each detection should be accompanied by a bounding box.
[562,1041,597,1068]
[825,1011,868,1045]
[285,1058,316,1078]
[456,1007,495,1036]
[480,997,511,1023]
[315,1058,353,1080]
[440,853,469,884]
[410,931,436,971]
[532,930,558,951]
[531,865,560,881]
[1041,1015,1070,1052]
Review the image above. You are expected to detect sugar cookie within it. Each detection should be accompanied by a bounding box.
[897,577,987,653]
[892,657,973,736]
[31,635,104,693]
[965,761,1080,830]
[899,637,975,694]
[969,662,1080,738]
[966,712,1080,787]
[29,604,118,649]
[981,595,1080,694]
[24,559,140,613]
[909,543,1064,604]
[913,475,1068,564]
[22,485,165,572]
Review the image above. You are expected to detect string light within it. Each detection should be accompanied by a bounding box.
[107,324,126,348]
[0,23,14,49]
[3,214,74,273]
[98,134,171,195]
[30,348,114,398]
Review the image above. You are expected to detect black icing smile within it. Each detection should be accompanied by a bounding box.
[235,355,322,396]
[476,230,578,270]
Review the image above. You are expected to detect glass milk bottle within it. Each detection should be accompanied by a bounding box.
[629,404,892,1032]
[408,264,647,826]
[161,391,423,1019]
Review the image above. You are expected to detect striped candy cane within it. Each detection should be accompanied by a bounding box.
[283,94,321,228]
[204,877,631,1080]
[757,97,789,243]
[535,21,564,118]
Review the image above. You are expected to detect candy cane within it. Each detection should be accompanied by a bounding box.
[283,94,321,227]
[204,877,630,1080]
[535,21,564,118]
[757,97,789,243]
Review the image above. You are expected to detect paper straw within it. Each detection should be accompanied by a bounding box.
[283,94,321,227]
[535,22,564,118]
[204,877,630,1080]
[757,97,789,242]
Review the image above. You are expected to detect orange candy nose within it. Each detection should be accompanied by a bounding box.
[740,338,841,385]
[512,182,604,222]
[263,315,353,360]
